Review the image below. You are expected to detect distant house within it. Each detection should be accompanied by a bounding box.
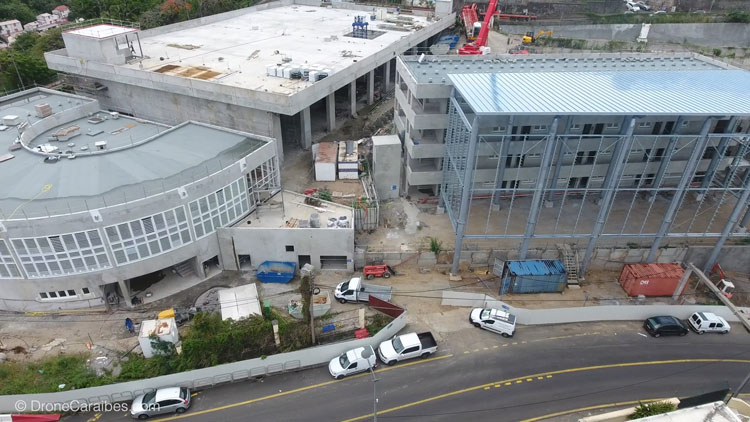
[53,5,70,19]
[24,11,66,33]
[23,21,39,32]
[0,20,23,39]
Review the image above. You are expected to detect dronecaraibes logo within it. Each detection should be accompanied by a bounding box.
[14,399,129,413]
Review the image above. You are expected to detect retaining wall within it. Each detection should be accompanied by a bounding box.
[0,312,407,412]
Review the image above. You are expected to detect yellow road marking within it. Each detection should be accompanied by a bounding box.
[516,380,523,384]
[537,377,543,380]
[340,358,750,422]
[503,344,508,347]
[484,386,490,390]
[464,351,470,354]
[494,384,500,388]
[526,378,532,382]
[518,398,668,422]
[473,349,480,352]
[504,382,511,386]
[151,353,453,421]
[86,414,101,422]
[492,345,498,349]
[512,342,518,345]
[483,347,489,350]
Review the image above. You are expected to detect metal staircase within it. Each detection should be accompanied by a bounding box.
[559,246,580,286]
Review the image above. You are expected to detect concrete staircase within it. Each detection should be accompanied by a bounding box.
[173,259,195,278]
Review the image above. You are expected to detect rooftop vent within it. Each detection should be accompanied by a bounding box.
[95,140,107,150]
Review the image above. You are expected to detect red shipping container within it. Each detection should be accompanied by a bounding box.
[619,263,685,297]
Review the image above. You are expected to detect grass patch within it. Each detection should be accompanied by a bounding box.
[0,354,114,395]
[586,12,715,25]
[366,313,394,335]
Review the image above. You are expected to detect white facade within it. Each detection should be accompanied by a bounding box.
[0,20,22,38]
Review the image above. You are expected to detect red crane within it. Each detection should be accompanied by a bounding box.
[458,0,498,55]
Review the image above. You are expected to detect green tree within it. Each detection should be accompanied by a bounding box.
[33,28,65,54]
[0,1,37,24]
[11,32,39,53]
[628,401,677,420]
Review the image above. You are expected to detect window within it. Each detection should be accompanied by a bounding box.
[492,126,506,132]
[606,123,619,129]
[82,287,91,295]
[402,346,420,354]
[285,245,294,252]
[11,230,110,278]
[190,178,250,239]
[682,120,690,126]
[638,122,652,128]
[532,125,548,131]
[0,239,21,279]
[107,206,191,265]
[571,124,581,130]
[39,289,79,301]
[247,157,281,203]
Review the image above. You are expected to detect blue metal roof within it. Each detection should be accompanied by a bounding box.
[448,70,750,116]
[507,260,566,276]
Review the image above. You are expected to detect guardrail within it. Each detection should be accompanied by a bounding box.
[0,312,407,413]
[61,18,140,32]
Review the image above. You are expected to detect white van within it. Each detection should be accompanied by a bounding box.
[328,345,377,379]
[469,308,516,337]
[687,312,730,334]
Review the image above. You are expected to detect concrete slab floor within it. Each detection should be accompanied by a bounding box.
[130,5,434,96]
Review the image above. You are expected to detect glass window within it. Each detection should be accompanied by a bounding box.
[40,292,48,299]
[82,287,90,295]
[0,240,21,279]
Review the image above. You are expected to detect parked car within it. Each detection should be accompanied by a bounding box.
[636,1,651,11]
[687,312,730,334]
[378,332,437,365]
[328,345,377,379]
[130,387,191,419]
[469,308,516,337]
[334,277,392,304]
[643,316,689,337]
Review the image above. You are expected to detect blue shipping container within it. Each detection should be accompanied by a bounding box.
[500,260,567,294]
[256,261,296,283]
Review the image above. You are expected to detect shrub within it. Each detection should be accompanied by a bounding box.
[628,401,677,420]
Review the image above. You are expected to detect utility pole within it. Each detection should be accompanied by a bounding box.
[309,275,316,345]
[729,370,750,402]
[361,347,378,421]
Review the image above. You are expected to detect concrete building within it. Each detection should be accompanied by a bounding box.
[0,87,353,312]
[394,53,750,275]
[0,20,23,39]
[52,5,70,20]
[45,1,455,163]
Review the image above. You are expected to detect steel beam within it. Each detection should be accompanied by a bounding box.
[581,117,637,274]
[519,118,560,258]
[546,117,571,203]
[647,118,715,262]
[703,169,750,273]
[649,116,683,201]
[451,115,482,275]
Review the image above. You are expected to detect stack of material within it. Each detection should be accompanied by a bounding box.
[53,125,81,141]
[314,142,337,181]
[35,103,52,118]
[338,140,359,180]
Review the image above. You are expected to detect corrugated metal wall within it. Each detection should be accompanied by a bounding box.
[500,259,567,294]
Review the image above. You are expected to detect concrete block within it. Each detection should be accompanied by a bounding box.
[604,262,624,271]
[544,201,553,208]
[610,249,628,261]
[541,250,560,260]
[436,206,445,215]
[626,249,643,258]
[367,253,384,264]
[623,255,643,264]
[490,250,509,262]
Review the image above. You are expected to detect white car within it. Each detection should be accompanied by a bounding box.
[687,312,730,334]
[328,345,377,379]
[130,387,191,419]
[470,308,516,337]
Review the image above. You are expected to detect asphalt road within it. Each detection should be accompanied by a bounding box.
[66,321,750,422]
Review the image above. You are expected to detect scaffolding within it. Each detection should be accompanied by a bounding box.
[442,92,750,276]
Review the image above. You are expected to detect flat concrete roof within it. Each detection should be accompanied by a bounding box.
[0,90,267,208]
[130,5,434,95]
[401,53,728,85]
[241,191,353,228]
[66,24,138,39]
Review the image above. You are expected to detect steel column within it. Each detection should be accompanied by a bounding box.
[703,169,750,273]
[649,116,684,201]
[300,107,312,149]
[546,117,571,203]
[519,118,560,258]
[492,116,514,207]
[581,117,638,274]
[647,118,715,262]
[598,116,632,200]
[451,116,482,275]
[699,117,737,193]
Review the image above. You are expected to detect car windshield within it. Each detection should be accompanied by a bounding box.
[142,392,156,405]
[480,309,491,319]
[339,281,349,291]
[392,337,404,353]
[339,353,350,368]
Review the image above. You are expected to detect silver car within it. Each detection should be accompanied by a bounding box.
[130,387,191,419]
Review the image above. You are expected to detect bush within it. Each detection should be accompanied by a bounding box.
[0,354,112,395]
[727,10,750,23]
[366,313,393,335]
[628,401,676,420]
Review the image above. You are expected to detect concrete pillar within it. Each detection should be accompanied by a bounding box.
[118,279,133,308]
[741,203,750,229]
[271,112,284,163]
[350,80,358,118]
[300,107,312,149]
[367,70,375,105]
[326,93,336,132]
[672,267,693,302]
[385,60,392,91]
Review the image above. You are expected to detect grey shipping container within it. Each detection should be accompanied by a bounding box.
[499,260,567,294]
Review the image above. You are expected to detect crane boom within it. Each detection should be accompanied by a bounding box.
[458,0,498,55]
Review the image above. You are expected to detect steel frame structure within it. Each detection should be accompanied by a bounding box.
[442,92,750,275]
